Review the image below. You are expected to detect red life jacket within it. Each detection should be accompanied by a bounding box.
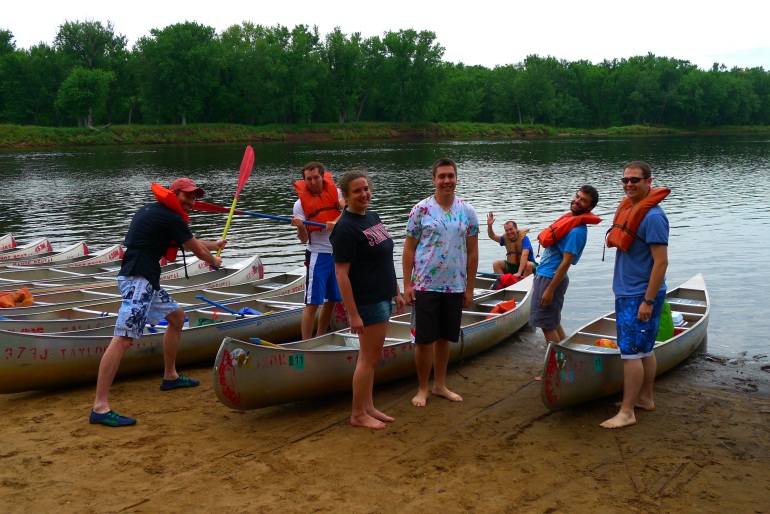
[537,212,602,248]
[605,188,669,251]
[293,172,341,233]
[151,183,189,262]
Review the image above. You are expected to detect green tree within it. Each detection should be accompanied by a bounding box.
[55,67,114,126]
[135,22,222,124]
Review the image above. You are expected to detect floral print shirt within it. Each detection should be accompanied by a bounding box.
[405,196,479,293]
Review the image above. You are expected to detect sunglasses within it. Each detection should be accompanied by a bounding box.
[621,177,645,184]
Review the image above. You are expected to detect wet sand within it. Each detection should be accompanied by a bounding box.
[1,328,768,513]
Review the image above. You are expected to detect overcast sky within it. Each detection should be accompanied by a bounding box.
[4,0,768,71]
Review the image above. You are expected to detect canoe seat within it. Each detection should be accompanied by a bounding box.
[668,298,706,307]
[577,331,616,341]
[476,300,504,309]
[254,282,287,292]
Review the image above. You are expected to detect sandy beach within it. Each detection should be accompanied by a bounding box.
[1,328,768,514]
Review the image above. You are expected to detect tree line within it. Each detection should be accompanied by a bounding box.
[1,20,768,128]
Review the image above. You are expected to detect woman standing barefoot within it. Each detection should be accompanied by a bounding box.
[331,171,405,429]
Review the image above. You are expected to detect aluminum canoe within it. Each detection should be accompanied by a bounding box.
[0,238,52,261]
[0,268,307,333]
[212,275,534,410]
[0,241,89,267]
[0,234,15,251]
[0,254,265,316]
[540,274,710,411]
[0,292,310,394]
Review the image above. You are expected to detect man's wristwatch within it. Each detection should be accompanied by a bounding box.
[643,298,655,306]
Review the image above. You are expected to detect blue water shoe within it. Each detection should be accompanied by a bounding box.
[160,375,200,391]
[89,410,137,427]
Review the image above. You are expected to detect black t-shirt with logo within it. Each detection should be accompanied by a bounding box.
[330,209,397,305]
[119,202,193,290]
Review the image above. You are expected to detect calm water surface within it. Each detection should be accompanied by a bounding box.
[1,135,768,358]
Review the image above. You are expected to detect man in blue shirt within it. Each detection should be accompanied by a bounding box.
[601,161,669,429]
[530,185,600,355]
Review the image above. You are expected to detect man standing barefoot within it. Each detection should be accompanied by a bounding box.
[402,158,479,407]
[601,161,669,429]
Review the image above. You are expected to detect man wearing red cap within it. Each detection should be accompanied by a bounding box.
[89,178,226,427]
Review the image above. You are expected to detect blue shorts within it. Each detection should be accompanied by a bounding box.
[615,291,666,359]
[529,274,568,330]
[114,276,180,339]
[357,300,392,327]
[304,252,342,305]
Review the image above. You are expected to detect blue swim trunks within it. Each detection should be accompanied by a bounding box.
[304,252,342,305]
[615,291,666,359]
[114,276,181,339]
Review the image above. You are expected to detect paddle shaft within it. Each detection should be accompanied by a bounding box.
[193,201,325,227]
[194,295,240,316]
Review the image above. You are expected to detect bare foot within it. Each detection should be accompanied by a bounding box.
[350,414,386,429]
[367,407,395,423]
[412,390,428,407]
[534,376,542,382]
[615,400,655,411]
[600,412,637,429]
[432,386,463,402]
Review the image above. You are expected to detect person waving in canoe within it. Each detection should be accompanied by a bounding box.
[89,178,226,427]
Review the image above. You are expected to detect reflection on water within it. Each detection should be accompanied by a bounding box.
[1,136,768,358]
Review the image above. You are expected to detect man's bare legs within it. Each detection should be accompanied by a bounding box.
[93,335,134,414]
[350,322,392,429]
[431,338,462,402]
[412,338,462,406]
[162,307,186,380]
[601,353,657,429]
[317,301,334,337]
[535,325,566,381]
[300,304,319,340]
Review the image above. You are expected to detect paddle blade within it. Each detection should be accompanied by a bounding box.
[235,145,255,199]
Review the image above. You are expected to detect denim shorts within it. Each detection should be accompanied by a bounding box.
[356,300,392,327]
[114,276,180,339]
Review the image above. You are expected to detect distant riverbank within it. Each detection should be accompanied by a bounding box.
[2,122,768,148]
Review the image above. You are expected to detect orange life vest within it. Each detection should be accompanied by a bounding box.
[537,212,602,248]
[503,228,530,265]
[485,299,517,319]
[605,188,669,251]
[151,183,189,262]
[293,172,341,233]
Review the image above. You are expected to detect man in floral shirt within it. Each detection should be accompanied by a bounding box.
[402,157,479,407]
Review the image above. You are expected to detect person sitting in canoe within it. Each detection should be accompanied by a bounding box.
[486,213,537,278]
[89,178,227,427]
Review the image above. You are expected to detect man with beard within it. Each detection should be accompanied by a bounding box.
[530,186,601,358]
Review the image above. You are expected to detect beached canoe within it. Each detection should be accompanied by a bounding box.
[0,253,221,290]
[212,275,534,410]
[0,241,88,267]
[0,254,265,316]
[0,268,307,333]
[0,292,311,394]
[540,274,710,411]
[0,238,51,261]
[0,234,15,251]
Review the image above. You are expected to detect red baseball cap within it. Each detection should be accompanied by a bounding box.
[169,178,204,197]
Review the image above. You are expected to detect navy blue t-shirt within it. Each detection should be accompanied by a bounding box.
[119,202,193,289]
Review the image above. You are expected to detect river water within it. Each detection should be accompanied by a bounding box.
[1,135,768,358]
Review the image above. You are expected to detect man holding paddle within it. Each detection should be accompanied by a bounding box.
[291,162,344,340]
[89,178,226,427]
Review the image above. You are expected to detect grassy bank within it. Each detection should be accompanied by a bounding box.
[1,122,767,148]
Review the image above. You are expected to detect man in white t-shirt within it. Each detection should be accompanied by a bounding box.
[291,162,344,339]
